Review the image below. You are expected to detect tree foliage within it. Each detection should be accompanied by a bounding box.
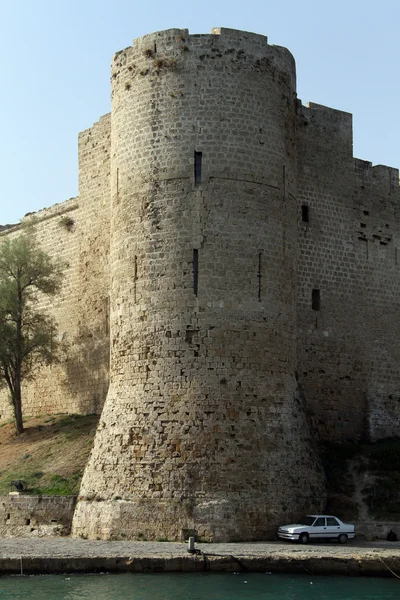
[0,231,64,434]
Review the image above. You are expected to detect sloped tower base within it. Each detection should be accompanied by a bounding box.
[73,374,324,541]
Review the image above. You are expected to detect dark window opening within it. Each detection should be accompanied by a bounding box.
[312,288,320,311]
[193,249,199,296]
[105,296,110,336]
[301,204,309,223]
[282,165,286,198]
[258,251,262,301]
[194,151,202,185]
[133,255,138,303]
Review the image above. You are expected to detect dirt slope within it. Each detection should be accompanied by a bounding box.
[0,414,99,495]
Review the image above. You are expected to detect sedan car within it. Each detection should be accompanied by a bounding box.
[278,515,355,544]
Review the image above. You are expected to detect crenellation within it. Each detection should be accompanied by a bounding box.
[371,164,400,192]
[298,102,353,161]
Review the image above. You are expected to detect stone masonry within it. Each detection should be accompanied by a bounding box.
[1,28,400,541]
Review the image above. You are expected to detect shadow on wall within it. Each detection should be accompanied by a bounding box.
[63,325,109,414]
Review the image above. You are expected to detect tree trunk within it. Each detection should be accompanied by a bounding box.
[13,378,24,435]
[15,282,24,436]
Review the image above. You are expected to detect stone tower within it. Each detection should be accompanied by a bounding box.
[72,28,325,541]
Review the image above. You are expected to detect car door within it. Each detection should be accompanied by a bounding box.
[311,517,326,539]
[326,516,342,538]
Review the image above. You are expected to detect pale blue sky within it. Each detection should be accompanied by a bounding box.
[0,0,399,224]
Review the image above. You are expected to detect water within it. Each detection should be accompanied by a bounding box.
[0,573,398,599]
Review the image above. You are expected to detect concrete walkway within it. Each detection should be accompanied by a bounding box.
[0,538,400,576]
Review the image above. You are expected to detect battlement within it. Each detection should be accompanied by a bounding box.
[372,164,400,189]
[300,104,399,192]
[130,26,270,51]
[354,158,400,195]
[297,101,353,168]
[299,101,353,140]
[112,27,296,90]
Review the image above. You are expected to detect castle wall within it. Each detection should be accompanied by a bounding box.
[72,28,325,542]
[0,114,111,419]
[296,103,400,441]
[352,161,400,440]
[1,26,399,540]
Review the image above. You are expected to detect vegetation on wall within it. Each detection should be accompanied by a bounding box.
[58,215,75,232]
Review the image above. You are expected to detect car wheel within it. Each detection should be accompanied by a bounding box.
[299,532,309,544]
[338,533,348,544]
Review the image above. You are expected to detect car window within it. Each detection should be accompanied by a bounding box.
[313,517,326,527]
[327,517,339,526]
[299,516,316,526]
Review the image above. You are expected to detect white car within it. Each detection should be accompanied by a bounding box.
[278,515,355,544]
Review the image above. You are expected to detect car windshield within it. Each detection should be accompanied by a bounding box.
[298,516,315,526]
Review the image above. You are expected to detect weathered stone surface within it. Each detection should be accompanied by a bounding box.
[0,496,75,537]
[296,103,400,441]
[0,114,111,420]
[1,26,399,541]
[73,28,324,541]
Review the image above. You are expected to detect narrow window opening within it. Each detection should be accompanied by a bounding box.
[26,519,31,526]
[258,251,263,301]
[301,204,309,223]
[105,296,110,336]
[115,168,120,205]
[282,165,286,199]
[194,151,202,185]
[154,42,157,53]
[193,249,199,296]
[134,255,138,303]
[312,288,320,311]
[396,247,398,265]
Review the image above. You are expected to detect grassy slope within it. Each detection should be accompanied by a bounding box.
[0,414,99,495]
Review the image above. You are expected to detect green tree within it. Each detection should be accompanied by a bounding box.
[0,231,63,434]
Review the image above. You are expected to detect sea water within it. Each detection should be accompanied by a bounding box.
[0,573,398,600]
